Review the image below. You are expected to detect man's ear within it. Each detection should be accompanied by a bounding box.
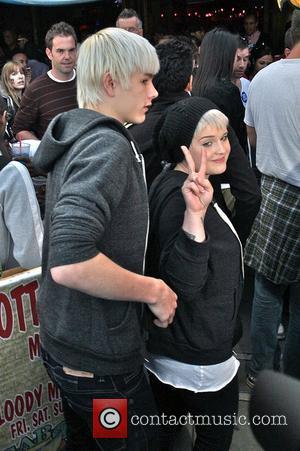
[45,47,52,61]
[102,72,116,97]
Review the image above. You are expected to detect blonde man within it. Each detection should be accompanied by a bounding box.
[33,28,177,450]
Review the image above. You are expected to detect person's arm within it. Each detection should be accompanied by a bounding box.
[2,162,43,268]
[46,132,177,327]
[0,111,12,160]
[0,111,6,137]
[152,148,213,299]
[13,84,39,140]
[51,254,177,327]
[247,125,257,148]
[16,130,39,140]
[244,84,261,183]
[180,146,212,242]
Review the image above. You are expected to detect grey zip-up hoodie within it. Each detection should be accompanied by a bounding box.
[33,108,149,375]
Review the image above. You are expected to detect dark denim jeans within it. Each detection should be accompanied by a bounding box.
[41,348,158,451]
[249,273,300,379]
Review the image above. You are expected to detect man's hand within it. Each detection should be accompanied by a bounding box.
[50,253,177,328]
[16,130,39,141]
[147,278,177,328]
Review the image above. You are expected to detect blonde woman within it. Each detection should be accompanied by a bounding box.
[1,61,25,141]
[146,97,243,451]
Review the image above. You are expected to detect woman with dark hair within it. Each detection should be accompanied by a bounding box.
[246,44,274,80]
[146,96,243,451]
[192,28,248,153]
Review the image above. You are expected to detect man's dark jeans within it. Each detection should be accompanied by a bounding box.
[41,348,158,451]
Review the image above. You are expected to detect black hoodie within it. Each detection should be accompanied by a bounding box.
[146,169,243,365]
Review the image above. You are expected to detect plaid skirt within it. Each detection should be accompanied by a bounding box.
[244,175,300,284]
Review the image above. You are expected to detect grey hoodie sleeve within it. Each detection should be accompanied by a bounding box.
[0,162,43,269]
[47,131,134,268]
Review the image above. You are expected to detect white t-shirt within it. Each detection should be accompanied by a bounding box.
[240,77,250,107]
[145,354,239,393]
[245,59,300,187]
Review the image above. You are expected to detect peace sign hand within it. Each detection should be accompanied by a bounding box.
[181,145,213,214]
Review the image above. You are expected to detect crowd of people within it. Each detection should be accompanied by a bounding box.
[0,6,299,451]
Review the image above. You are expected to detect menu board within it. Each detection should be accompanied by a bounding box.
[0,268,66,450]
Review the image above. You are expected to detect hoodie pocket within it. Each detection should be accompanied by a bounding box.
[107,303,143,356]
[108,302,132,331]
[193,293,236,348]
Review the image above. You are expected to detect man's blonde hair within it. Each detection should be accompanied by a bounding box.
[76,27,159,108]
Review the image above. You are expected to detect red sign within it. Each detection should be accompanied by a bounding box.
[93,399,128,439]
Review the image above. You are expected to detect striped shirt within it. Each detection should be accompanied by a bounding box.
[13,71,77,139]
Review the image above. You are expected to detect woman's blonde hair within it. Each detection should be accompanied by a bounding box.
[0,61,25,108]
[194,109,229,137]
[76,27,159,108]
